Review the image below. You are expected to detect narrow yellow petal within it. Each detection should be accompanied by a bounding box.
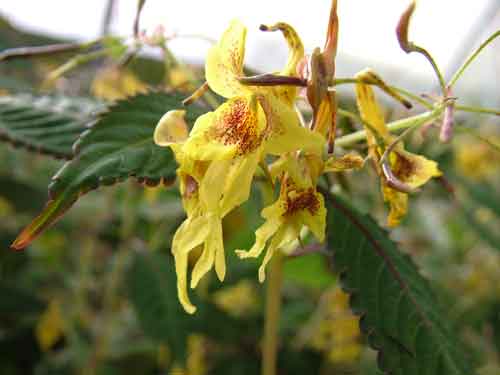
[171,216,212,313]
[190,215,224,287]
[259,22,305,104]
[213,218,226,281]
[190,243,215,289]
[220,150,261,216]
[382,185,408,228]
[205,20,250,98]
[257,224,299,282]
[236,204,282,259]
[174,250,196,314]
[154,110,189,146]
[171,216,211,256]
[354,76,390,142]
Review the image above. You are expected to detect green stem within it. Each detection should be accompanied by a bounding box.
[44,49,110,85]
[331,78,433,109]
[413,46,446,95]
[262,251,284,375]
[448,30,500,87]
[336,106,444,148]
[455,105,500,117]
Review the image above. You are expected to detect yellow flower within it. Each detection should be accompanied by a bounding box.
[354,69,441,227]
[154,20,325,313]
[236,156,326,282]
[202,19,325,159]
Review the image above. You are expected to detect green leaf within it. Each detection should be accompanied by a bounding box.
[458,178,500,218]
[12,92,206,249]
[454,176,500,251]
[0,94,100,158]
[127,252,189,362]
[323,191,475,375]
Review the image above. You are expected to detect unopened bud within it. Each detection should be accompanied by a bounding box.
[323,0,339,77]
[396,1,416,53]
[440,88,455,143]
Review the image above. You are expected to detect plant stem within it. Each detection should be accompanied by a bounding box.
[448,30,500,87]
[336,106,444,148]
[413,46,446,95]
[0,40,99,62]
[262,251,284,375]
[456,105,500,117]
[134,0,147,37]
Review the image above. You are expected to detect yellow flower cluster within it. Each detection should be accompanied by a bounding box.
[154,20,440,313]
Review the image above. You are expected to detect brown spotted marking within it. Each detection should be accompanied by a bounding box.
[182,174,198,199]
[283,182,320,216]
[211,98,263,155]
[392,152,416,180]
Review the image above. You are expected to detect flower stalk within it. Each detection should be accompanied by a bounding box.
[262,251,284,375]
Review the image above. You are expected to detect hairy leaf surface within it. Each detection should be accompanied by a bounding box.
[12,92,206,249]
[323,192,475,375]
[0,94,100,158]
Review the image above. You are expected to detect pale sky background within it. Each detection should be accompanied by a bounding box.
[1,0,499,104]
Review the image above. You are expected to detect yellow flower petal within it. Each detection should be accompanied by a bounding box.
[297,192,326,241]
[190,215,224,287]
[258,227,286,282]
[174,249,196,314]
[220,150,261,216]
[205,20,250,98]
[184,95,266,160]
[236,203,282,259]
[199,159,231,212]
[154,110,189,147]
[172,216,212,314]
[391,149,441,188]
[324,153,365,172]
[261,95,325,156]
[190,242,215,289]
[258,223,301,282]
[259,22,305,105]
[354,76,390,143]
[382,185,408,228]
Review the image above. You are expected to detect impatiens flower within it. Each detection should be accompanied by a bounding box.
[354,70,441,227]
[236,156,326,282]
[154,20,325,313]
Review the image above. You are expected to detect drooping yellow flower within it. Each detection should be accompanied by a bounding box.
[202,19,325,159]
[154,20,326,313]
[354,69,441,227]
[236,156,326,282]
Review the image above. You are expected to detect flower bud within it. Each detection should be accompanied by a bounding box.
[440,88,455,143]
[396,1,416,53]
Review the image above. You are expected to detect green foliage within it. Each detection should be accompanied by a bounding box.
[12,92,206,249]
[127,251,190,362]
[0,94,99,158]
[454,176,500,251]
[323,192,475,375]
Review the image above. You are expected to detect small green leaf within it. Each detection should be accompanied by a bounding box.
[323,191,475,375]
[0,94,100,158]
[12,92,206,250]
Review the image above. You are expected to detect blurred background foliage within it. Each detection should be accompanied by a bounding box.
[0,8,499,375]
